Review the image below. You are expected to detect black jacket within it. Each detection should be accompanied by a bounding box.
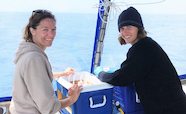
[98,37,186,114]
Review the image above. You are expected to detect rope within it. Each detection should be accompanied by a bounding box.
[128,0,166,6]
[118,108,124,114]
[93,0,128,36]
[93,0,128,24]
[93,0,166,24]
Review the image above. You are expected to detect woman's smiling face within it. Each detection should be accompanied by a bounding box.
[30,18,56,51]
[120,25,139,45]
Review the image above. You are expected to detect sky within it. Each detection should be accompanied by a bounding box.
[0,0,185,14]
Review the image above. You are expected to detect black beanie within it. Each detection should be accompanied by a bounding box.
[118,7,144,31]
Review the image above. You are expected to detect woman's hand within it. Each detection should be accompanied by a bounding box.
[59,84,83,109]
[53,67,75,79]
[63,67,75,76]
[68,84,83,103]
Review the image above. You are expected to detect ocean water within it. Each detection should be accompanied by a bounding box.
[0,12,186,97]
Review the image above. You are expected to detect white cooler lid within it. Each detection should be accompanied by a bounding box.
[56,72,113,93]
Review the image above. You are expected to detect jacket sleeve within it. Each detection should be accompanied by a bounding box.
[98,41,155,86]
[24,56,61,114]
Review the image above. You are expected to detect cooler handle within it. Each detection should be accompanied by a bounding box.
[89,95,106,108]
[136,92,140,103]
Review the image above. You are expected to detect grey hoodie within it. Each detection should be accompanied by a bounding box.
[9,41,61,114]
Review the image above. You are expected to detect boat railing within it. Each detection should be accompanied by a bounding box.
[0,97,11,114]
[180,74,186,85]
[0,74,185,114]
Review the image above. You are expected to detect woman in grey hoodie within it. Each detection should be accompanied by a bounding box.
[9,10,83,114]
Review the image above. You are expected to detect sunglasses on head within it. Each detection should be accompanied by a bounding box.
[32,9,52,16]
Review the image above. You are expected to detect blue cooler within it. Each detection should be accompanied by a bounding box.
[56,72,113,114]
[113,84,145,114]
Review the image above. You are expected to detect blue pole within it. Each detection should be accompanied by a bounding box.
[91,0,109,73]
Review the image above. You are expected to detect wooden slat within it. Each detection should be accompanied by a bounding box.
[65,106,72,114]
[57,89,62,100]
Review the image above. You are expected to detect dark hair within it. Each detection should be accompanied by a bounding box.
[118,28,147,45]
[22,10,56,42]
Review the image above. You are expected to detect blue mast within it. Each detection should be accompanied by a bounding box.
[91,0,110,73]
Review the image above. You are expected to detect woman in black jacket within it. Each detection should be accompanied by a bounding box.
[94,7,186,114]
